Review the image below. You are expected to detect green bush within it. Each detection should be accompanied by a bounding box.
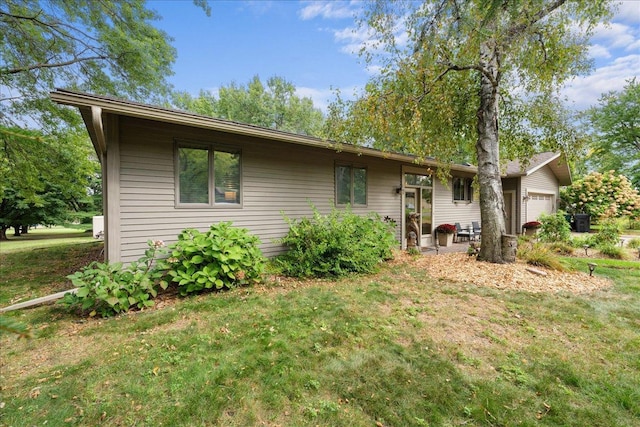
[592,218,622,247]
[627,238,640,249]
[547,241,574,255]
[539,211,572,243]
[517,243,564,271]
[61,240,168,317]
[275,206,397,278]
[166,223,265,295]
[598,244,627,260]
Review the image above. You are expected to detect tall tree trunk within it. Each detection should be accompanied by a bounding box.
[476,40,507,263]
[13,225,21,237]
[0,226,7,241]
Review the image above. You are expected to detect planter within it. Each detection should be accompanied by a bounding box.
[524,228,538,236]
[437,232,454,247]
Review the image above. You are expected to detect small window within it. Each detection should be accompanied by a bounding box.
[176,142,241,207]
[336,164,367,206]
[453,177,473,202]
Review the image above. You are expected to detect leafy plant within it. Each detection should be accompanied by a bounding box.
[627,238,640,249]
[275,205,397,278]
[592,218,622,247]
[166,223,264,295]
[538,211,572,243]
[61,240,169,317]
[598,245,627,260]
[517,243,564,271]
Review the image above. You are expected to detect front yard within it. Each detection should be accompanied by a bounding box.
[0,236,639,426]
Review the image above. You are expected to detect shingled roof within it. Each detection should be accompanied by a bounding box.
[503,152,572,186]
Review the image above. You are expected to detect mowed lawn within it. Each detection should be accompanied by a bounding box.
[0,235,639,426]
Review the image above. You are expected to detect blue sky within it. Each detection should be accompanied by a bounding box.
[149,0,640,113]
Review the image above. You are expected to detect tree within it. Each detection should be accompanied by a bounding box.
[172,76,325,137]
[0,126,98,240]
[326,0,612,263]
[587,79,640,188]
[1,0,207,233]
[561,171,640,220]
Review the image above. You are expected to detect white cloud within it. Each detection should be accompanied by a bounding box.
[298,1,355,20]
[588,44,612,59]
[296,85,363,113]
[561,54,640,110]
[613,0,640,25]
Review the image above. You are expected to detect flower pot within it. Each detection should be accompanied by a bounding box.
[438,232,454,247]
[524,228,538,236]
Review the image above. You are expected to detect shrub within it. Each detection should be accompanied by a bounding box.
[275,205,397,278]
[166,223,265,296]
[592,218,622,247]
[61,240,168,317]
[517,243,564,271]
[598,244,627,260]
[538,211,572,243]
[627,238,640,249]
[547,241,574,255]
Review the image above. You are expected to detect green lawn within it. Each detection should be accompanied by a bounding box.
[1,241,639,426]
[1,226,96,253]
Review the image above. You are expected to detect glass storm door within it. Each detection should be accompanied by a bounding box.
[404,188,433,247]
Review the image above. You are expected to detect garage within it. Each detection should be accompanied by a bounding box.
[526,192,554,222]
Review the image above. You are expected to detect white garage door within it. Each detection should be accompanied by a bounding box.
[527,193,554,222]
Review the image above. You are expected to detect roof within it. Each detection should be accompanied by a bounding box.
[50,89,478,174]
[503,152,572,186]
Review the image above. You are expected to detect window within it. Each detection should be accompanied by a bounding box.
[453,177,473,202]
[336,164,367,205]
[176,142,241,207]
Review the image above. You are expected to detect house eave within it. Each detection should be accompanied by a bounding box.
[50,89,477,174]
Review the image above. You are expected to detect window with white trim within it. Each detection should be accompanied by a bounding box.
[176,142,241,207]
[336,164,367,206]
[453,177,473,202]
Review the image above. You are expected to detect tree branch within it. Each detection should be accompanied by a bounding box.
[504,0,567,47]
[5,55,109,74]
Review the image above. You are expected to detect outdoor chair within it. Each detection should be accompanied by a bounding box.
[455,223,472,242]
[472,221,481,240]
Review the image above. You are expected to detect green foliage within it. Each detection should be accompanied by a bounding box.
[172,75,325,137]
[587,78,640,188]
[517,242,565,271]
[547,241,574,256]
[627,238,640,249]
[598,245,627,260]
[166,223,265,296]
[274,206,397,278]
[0,315,32,339]
[592,218,623,247]
[538,211,572,243]
[561,171,640,219]
[61,241,168,317]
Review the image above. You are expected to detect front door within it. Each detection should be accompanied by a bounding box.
[404,188,433,247]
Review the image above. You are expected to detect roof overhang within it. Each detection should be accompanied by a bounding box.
[50,89,478,174]
[504,152,572,186]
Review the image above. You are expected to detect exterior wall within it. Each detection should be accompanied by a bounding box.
[113,116,404,263]
[432,173,481,234]
[519,165,559,228]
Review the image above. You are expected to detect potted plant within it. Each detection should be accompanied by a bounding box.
[435,223,456,247]
[522,221,541,236]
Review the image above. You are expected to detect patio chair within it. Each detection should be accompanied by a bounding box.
[472,221,481,240]
[455,222,472,242]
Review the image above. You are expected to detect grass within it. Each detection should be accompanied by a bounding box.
[1,238,639,426]
[1,226,96,253]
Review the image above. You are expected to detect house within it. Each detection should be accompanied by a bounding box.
[51,90,570,263]
[502,152,572,234]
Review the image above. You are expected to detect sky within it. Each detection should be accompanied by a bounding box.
[148,0,640,113]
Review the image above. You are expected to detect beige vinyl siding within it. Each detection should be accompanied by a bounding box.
[432,176,481,232]
[115,117,402,263]
[520,165,559,228]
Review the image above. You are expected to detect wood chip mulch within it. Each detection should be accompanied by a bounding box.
[404,252,613,294]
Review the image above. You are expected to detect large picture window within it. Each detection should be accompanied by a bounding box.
[336,164,367,206]
[176,142,241,207]
[453,177,473,202]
